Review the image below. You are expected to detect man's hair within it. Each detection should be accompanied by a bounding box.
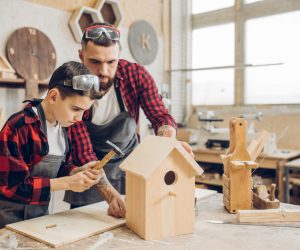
[81,22,121,50]
[48,61,100,100]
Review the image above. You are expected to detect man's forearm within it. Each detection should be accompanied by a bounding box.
[157,125,176,138]
[93,173,114,202]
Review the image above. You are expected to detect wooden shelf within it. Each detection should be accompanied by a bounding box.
[0,78,48,88]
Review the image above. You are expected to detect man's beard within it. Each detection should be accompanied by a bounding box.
[98,78,114,98]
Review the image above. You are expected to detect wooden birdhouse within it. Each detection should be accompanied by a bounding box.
[120,135,203,240]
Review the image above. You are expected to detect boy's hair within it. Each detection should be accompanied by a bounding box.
[48,61,100,100]
[81,22,121,50]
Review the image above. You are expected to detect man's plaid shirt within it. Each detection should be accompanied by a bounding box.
[69,59,177,165]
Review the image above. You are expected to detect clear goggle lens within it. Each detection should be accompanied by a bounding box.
[63,74,99,92]
[85,25,120,41]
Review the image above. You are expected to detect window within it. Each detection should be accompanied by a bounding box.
[192,0,234,14]
[245,11,300,104]
[245,0,264,4]
[192,23,234,105]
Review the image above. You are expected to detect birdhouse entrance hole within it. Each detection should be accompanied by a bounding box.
[164,171,177,185]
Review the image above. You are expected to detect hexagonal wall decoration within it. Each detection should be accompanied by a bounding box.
[95,0,123,28]
[69,6,103,43]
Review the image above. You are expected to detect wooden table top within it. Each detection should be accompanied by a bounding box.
[1,194,300,250]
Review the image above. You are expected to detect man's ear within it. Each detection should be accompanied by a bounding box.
[48,89,59,104]
[78,49,83,62]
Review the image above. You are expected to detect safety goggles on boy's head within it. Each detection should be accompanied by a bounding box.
[84,25,120,41]
[62,74,100,92]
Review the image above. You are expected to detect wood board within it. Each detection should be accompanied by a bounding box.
[6,202,125,248]
[237,209,300,223]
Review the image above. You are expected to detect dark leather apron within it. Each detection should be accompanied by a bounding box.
[64,83,138,206]
[0,104,69,228]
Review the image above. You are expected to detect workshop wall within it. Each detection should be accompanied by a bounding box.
[0,0,168,138]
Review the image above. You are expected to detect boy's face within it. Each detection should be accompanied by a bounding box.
[49,91,94,127]
[79,41,119,94]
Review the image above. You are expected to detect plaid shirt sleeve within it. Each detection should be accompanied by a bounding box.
[0,124,51,205]
[68,120,98,166]
[137,65,177,134]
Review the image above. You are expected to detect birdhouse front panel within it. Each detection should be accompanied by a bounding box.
[125,172,146,237]
[144,149,196,240]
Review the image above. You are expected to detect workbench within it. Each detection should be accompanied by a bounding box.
[193,146,300,201]
[1,194,300,250]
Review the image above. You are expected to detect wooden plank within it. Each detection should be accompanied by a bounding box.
[237,209,300,223]
[247,130,270,161]
[6,202,125,248]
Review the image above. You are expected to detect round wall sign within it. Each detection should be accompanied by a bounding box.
[128,20,158,65]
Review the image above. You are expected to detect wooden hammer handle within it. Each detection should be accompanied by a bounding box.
[93,151,116,170]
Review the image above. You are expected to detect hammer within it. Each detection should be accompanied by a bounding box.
[92,140,125,170]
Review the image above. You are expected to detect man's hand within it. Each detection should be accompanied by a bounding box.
[95,185,126,218]
[107,189,126,218]
[157,125,195,158]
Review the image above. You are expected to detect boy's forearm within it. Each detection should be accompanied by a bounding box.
[50,177,69,191]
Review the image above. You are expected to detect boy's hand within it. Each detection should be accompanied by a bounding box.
[66,171,100,192]
[70,161,99,175]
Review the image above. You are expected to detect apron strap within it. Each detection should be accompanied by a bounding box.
[114,79,126,112]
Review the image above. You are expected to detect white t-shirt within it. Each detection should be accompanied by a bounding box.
[91,86,121,125]
[33,107,66,156]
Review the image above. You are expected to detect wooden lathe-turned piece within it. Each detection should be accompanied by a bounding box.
[226,160,257,213]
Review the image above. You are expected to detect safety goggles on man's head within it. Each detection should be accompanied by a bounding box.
[84,25,120,41]
[62,74,100,92]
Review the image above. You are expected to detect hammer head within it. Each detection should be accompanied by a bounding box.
[106,140,125,157]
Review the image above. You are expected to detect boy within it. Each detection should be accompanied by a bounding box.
[0,61,124,228]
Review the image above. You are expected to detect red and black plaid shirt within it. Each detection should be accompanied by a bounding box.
[0,101,75,205]
[70,59,177,165]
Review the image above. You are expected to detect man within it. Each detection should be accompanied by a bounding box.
[0,61,125,228]
[65,23,194,209]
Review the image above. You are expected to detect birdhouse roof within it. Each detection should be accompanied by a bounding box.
[120,135,203,179]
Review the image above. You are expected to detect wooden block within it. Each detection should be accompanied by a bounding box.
[247,130,270,161]
[253,192,280,209]
[255,185,269,200]
[237,209,300,223]
[228,161,253,213]
[6,202,125,248]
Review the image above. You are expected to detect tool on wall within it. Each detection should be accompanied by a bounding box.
[93,140,125,170]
